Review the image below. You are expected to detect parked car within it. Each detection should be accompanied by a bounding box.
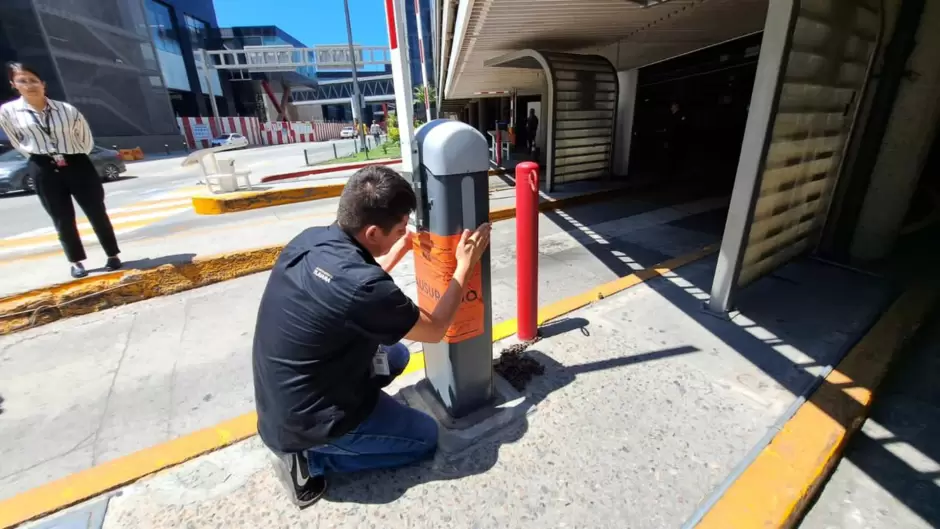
[0,129,12,155]
[340,126,356,139]
[210,133,249,150]
[0,146,126,194]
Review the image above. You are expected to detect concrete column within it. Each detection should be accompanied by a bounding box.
[477,98,487,134]
[850,0,940,261]
[613,69,638,177]
[469,101,479,129]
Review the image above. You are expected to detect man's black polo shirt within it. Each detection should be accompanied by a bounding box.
[252,224,419,453]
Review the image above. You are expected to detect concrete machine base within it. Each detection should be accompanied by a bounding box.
[400,375,533,454]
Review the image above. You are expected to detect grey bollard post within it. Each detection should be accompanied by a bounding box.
[413,119,493,418]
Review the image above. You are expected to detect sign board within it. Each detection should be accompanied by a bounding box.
[292,122,312,134]
[413,232,484,343]
[191,124,211,140]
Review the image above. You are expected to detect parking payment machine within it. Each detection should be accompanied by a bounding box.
[411,119,494,419]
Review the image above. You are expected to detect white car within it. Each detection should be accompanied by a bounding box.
[340,126,356,139]
[210,133,249,150]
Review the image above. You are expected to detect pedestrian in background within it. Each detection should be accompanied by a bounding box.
[526,108,539,154]
[0,62,121,278]
[370,120,382,145]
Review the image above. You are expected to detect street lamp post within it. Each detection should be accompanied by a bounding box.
[343,0,367,152]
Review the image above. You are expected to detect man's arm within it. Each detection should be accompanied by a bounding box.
[405,223,491,343]
[375,231,412,273]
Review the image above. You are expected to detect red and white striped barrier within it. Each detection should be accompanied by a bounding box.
[178,118,354,148]
[177,117,262,149]
[260,121,353,145]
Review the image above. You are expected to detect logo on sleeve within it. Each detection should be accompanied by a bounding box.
[313,267,333,283]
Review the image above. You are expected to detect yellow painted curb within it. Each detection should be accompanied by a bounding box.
[1,186,627,335]
[695,283,939,529]
[192,184,346,215]
[0,246,282,335]
[0,245,718,528]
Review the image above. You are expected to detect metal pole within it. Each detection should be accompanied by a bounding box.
[342,0,366,152]
[413,0,432,121]
[201,49,220,119]
[515,161,539,340]
[383,0,417,189]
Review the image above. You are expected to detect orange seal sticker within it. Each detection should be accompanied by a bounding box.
[413,232,484,343]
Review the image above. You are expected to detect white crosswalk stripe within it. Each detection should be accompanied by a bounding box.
[0,186,202,256]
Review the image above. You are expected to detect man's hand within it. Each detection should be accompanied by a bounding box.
[378,231,416,273]
[404,222,492,344]
[455,223,491,271]
[401,230,415,253]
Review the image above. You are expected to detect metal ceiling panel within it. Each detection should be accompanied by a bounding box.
[445,0,769,99]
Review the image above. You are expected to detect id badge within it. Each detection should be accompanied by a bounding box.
[52,154,67,167]
[371,350,390,377]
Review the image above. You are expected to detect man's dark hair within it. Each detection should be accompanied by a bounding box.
[337,165,417,233]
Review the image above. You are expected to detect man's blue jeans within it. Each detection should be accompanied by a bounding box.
[305,343,438,476]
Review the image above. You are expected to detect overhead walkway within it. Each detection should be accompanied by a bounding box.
[204,44,395,108]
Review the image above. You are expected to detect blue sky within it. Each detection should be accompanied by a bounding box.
[214,0,392,47]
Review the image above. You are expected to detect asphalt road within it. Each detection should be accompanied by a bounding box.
[0,140,361,240]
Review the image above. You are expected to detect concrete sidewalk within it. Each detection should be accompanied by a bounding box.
[13,245,894,529]
[0,190,731,504]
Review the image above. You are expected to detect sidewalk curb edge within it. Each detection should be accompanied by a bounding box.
[693,283,939,529]
[0,186,622,335]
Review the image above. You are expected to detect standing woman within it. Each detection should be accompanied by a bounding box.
[0,62,121,278]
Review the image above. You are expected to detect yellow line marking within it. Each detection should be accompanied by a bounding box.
[0,245,719,528]
[695,283,939,529]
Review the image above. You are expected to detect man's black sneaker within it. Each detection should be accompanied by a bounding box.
[272,451,327,508]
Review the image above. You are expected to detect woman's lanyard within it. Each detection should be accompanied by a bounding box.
[29,106,67,166]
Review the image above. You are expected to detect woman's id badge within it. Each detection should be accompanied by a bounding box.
[52,154,67,167]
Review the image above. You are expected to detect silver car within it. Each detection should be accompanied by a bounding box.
[209,133,249,150]
[0,146,127,194]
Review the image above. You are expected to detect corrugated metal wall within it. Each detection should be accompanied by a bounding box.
[709,0,882,312]
[543,52,618,189]
[736,0,881,287]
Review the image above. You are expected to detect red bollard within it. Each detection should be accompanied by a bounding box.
[516,161,539,340]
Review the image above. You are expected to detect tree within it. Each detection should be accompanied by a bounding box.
[387,111,400,143]
[413,85,437,106]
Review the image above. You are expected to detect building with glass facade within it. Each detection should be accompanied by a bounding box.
[144,0,231,118]
[0,0,233,151]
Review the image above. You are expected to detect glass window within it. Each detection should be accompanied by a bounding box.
[144,0,181,55]
[185,14,209,51]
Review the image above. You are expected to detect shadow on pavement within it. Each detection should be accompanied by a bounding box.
[324,320,699,505]
[799,305,940,528]
[86,253,198,273]
[540,179,940,526]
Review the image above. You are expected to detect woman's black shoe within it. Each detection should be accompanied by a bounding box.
[70,263,87,278]
[105,256,122,271]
